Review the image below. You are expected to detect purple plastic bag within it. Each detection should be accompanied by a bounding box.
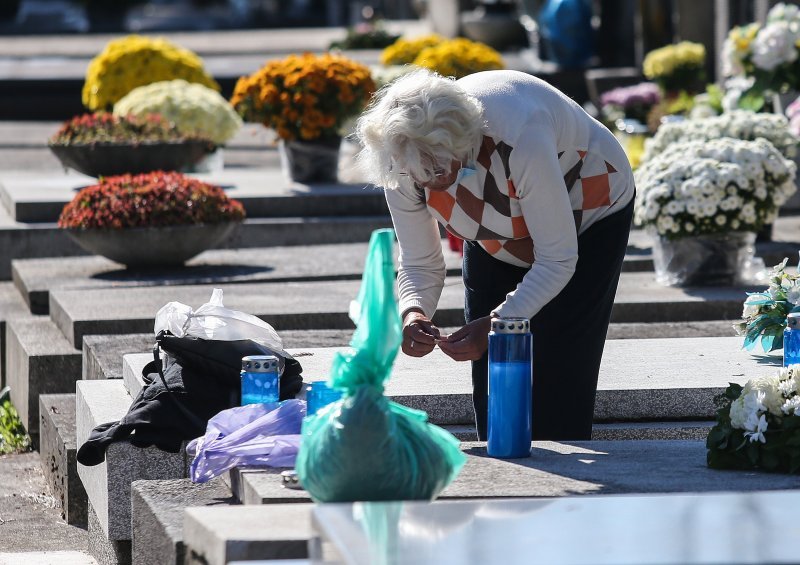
[188,399,305,483]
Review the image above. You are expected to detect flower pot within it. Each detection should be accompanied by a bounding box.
[49,141,215,178]
[65,222,239,269]
[278,137,341,184]
[651,231,757,287]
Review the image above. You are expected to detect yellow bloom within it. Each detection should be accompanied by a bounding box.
[412,38,504,79]
[643,41,705,79]
[82,35,218,111]
[381,34,444,66]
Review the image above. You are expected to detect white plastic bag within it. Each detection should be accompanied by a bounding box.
[154,288,285,354]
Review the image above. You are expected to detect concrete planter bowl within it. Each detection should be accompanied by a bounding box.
[66,222,240,268]
[49,141,215,178]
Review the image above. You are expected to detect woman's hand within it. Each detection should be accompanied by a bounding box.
[438,316,492,362]
[402,309,442,357]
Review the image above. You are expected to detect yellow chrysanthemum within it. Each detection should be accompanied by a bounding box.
[412,38,504,79]
[82,35,219,111]
[380,34,444,66]
[643,41,705,79]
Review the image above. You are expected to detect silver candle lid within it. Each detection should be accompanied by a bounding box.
[788,312,800,330]
[241,355,278,372]
[491,317,530,334]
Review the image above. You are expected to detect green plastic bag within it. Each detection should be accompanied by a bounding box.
[295,228,466,502]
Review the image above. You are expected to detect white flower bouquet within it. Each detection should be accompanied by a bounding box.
[642,110,799,163]
[635,137,796,239]
[734,256,800,352]
[114,79,242,146]
[722,2,800,110]
[707,365,800,473]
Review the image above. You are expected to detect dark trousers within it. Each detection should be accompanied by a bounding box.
[463,197,634,441]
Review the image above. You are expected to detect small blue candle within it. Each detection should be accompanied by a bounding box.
[784,313,800,367]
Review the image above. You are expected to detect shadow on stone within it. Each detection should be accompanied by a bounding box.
[90,263,273,283]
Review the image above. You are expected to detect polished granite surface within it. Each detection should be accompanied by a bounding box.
[311,489,800,564]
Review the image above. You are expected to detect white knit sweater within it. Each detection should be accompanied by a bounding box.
[386,70,635,320]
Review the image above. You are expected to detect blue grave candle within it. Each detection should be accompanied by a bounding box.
[784,313,800,367]
[240,355,280,405]
[487,317,533,458]
[306,381,343,416]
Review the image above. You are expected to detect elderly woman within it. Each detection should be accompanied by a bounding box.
[356,69,635,441]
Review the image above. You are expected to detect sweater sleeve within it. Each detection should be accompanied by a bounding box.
[384,182,447,318]
[492,125,579,319]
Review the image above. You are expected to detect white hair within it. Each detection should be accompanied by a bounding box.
[355,68,485,189]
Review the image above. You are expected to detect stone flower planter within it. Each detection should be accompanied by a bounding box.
[49,141,214,178]
[278,136,341,184]
[66,222,239,268]
[652,231,757,287]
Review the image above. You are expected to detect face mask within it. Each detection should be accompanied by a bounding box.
[454,163,477,185]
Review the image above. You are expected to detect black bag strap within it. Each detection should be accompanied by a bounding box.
[152,334,206,430]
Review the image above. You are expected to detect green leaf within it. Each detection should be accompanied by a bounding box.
[738,91,765,112]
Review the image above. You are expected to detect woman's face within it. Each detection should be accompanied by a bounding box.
[416,159,462,192]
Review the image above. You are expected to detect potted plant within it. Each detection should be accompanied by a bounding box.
[83,35,219,112]
[48,112,216,177]
[735,256,800,353]
[634,137,796,286]
[114,79,243,171]
[722,3,800,112]
[642,110,799,163]
[231,52,375,184]
[380,34,505,80]
[643,41,706,96]
[58,171,245,268]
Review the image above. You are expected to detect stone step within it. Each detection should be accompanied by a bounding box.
[87,503,130,565]
[0,551,97,564]
[12,242,462,315]
[6,316,81,439]
[76,380,188,544]
[0,167,388,223]
[123,336,778,425]
[0,214,394,281]
[82,335,157,382]
[13,229,800,315]
[227,440,800,509]
[38,393,87,529]
[51,273,757,349]
[79,320,745,383]
[130,478,236,565]
[183,505,311,565]
[0,281,28,386]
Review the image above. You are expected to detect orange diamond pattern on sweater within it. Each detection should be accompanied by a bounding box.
[581,172,612,210]
[427,190,456,222]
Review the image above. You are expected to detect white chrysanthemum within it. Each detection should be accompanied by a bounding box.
[729,395,748,429]
[114,79,243,145]
[742,294,764,318]
[751,21,799,71]
[743,375,785,416]
[768,2,800,24]
[779,378,797,397]
[782,395,800,415]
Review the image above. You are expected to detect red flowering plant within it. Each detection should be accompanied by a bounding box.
[49,111,213,146]
[58,171,245,230]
